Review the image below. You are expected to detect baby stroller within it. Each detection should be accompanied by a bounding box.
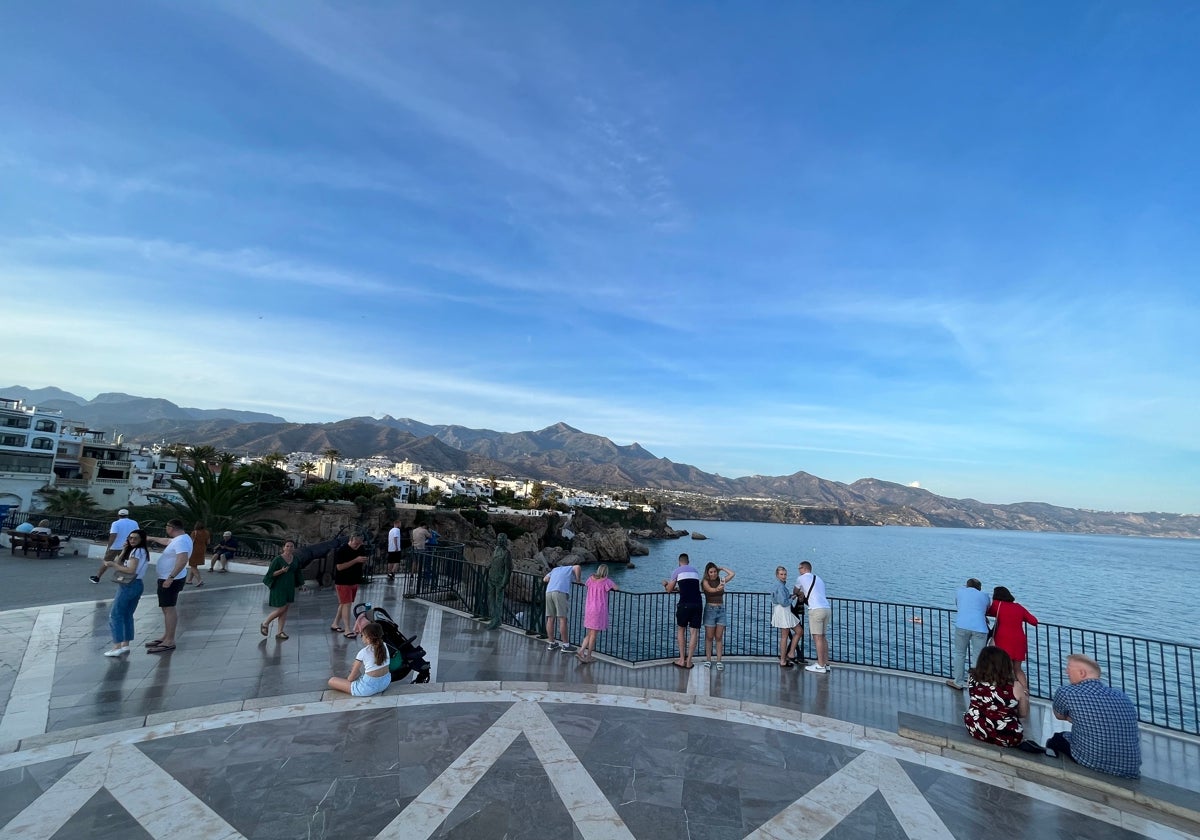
[352,603,432,684]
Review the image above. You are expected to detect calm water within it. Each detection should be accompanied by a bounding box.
[606,521,1200,646]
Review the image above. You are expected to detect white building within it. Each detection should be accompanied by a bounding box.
[0,397,64,516]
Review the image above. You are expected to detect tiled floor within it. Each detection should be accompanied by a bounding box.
[0,574,1197,839]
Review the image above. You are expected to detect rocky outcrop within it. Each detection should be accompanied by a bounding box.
[690,532,707,540]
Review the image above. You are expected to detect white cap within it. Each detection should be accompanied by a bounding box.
[118,509,130,516]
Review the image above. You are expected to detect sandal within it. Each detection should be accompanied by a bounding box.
[344,632,357,639]
[144,639,163,647]
[275,632,289,640]
[146,644,176,654]
[260,623,269,637]
[330,626,343,632]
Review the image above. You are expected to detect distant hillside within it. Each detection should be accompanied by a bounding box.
[1,386,287,426]
[9,386,1198,538]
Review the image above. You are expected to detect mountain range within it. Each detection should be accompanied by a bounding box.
[6,385,1197,538]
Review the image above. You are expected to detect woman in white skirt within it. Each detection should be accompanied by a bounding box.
[770,566,800,667]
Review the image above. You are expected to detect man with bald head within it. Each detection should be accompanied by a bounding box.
[1046,654,1141,779]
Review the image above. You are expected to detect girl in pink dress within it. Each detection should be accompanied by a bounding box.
[579,564,618,662]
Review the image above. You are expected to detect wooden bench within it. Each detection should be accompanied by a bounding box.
[6,531,63,558]
[897,711,1200,832]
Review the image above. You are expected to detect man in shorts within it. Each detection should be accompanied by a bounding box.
[543,558,580,652]
[209,530,239,572]
[664,553,702,669]
[386,517,404,583]
[331,535,369,636]
[144,519,191,653]
[795,561,832,673]
[91,508,139,583]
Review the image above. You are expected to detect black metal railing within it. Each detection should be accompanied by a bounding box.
[404,555,1200,736]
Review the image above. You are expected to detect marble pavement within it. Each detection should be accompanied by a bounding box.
[1,570,1198,839]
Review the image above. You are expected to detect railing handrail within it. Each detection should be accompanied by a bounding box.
[399,557,1199,736]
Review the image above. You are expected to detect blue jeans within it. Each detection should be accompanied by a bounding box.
[109,578,144,644]
[953,627,988,684]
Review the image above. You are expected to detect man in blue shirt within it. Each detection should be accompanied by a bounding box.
[1046,654,1141,779]
[947,577,991,690]
[663,553,702,669]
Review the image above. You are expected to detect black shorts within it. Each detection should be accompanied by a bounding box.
[387,550,403,566]
[675,603,703,629]
[157,577,185,607]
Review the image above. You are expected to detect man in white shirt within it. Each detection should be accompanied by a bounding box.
[386,517,404,583]
[91,509,139,583]
[795,561,832,673]
[145,519,192,653]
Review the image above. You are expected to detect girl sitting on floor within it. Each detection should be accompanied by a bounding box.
[327,622,392,697]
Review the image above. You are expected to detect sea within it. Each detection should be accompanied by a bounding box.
[604,520,1200,646]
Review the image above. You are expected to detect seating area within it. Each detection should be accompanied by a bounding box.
[5,530,63,558]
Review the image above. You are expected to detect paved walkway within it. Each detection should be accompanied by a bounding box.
[1,568,1198,839]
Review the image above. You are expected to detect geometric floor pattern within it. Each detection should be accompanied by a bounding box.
[0,691,1183,839]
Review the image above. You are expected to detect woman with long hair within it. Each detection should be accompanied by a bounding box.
[988,586,1038,690]
[580,563,618,662]
[261,539,302,640]
[964,646,1029,747]
[103,529,150,656]
[770,566,800,667]
[701,562,735,670]
[327,622,392,696]
[187,521,210,586]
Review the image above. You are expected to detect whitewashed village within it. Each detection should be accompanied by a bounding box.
[0,395,653,521]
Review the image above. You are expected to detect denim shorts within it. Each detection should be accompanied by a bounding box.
[703,604,726,627]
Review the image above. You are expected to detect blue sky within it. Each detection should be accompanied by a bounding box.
[3,2,1198,514]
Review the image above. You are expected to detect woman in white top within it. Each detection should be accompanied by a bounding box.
[327,622,392,697]
[103,529,151,657]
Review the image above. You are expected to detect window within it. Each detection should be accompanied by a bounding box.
[1,434,27,447]
[34,419,57,432]
[2,416,30,429]
[102,488,115,495]
[31,437,54,450]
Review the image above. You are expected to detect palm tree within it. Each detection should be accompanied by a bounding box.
[322,448,340,481]
[36,486,101,518]
[187,445,219,469]
[298,461,317,484]
[215,451,238,469]
[261,451,287,469]
[146,462,284,542]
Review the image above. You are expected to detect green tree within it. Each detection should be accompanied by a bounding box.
[529,482,545,508]
[298,461,317,484]
[146,462,284,541]
[215,451,238,472]
[36,486,101,518]
[187,445,219,469]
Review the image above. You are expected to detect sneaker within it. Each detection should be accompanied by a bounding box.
[716,662,725,671]
[804,663,830,673]
[546,642,559,651]
[702,661,712,668]
[103,648,126,657]
[559,644,574,653]
[89,575,100,584]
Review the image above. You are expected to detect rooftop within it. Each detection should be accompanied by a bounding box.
[0,554,1197,839]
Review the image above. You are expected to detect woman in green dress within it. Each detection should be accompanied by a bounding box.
[261,540,301,640]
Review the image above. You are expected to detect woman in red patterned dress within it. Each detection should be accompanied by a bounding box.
[964,646,1029,747]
